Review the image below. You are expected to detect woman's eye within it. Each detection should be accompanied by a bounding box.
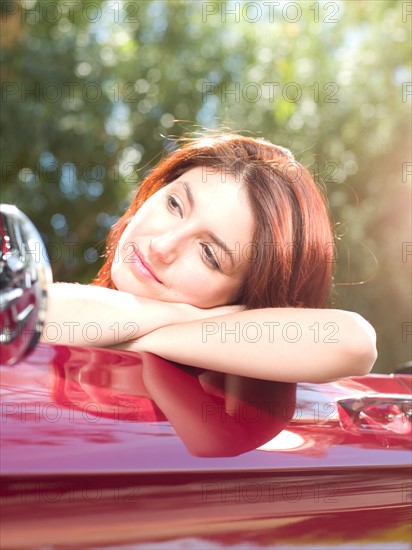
[167,195,183,218]
[201,244,220,271]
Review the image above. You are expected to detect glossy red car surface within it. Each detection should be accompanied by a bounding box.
[1,343,411,549]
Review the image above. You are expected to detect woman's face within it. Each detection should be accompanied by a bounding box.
[111,165,255,308]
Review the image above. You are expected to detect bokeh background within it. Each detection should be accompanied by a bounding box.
[1,0,411,372]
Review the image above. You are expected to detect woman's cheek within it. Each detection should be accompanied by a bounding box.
[189,280,226,308]
[169,271,208,306]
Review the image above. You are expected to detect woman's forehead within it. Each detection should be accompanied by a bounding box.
[174,166,254,227]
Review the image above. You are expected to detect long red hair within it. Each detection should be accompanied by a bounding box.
[93,133,335,309]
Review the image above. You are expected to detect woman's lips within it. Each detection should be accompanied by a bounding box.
[130,246,163,284]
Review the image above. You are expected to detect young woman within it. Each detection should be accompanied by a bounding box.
[43,133,377,382]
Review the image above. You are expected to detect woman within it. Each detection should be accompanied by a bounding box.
[43,133,377,382]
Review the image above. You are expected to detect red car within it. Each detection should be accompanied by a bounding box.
[1,206,411,549]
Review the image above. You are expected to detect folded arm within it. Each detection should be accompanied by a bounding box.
[40,283,242,347]
[42,283,377,383]
[114,307,378,383]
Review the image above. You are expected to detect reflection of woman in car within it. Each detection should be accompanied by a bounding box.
[43,133,377,382]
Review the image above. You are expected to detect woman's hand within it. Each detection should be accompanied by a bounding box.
[110,303,246,353]
[110,303,245,353]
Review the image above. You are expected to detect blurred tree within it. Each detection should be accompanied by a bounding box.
[1,0,410,372]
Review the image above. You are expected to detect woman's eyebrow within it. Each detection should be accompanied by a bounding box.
[177,180,235,269]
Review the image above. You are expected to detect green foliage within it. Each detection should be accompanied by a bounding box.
[1,0,410,371]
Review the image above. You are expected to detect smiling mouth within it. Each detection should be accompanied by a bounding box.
[130,246,163,284]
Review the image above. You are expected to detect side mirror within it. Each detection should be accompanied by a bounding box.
[0,205,52,365]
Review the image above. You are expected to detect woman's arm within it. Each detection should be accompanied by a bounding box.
[41,283,243,347]
[114,307,377,383]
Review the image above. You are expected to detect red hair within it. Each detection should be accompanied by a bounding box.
[93,133,335,309]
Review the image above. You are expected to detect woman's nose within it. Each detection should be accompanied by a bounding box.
[149,232,180,264]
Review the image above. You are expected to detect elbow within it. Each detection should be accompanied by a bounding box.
[347,313,378,377]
